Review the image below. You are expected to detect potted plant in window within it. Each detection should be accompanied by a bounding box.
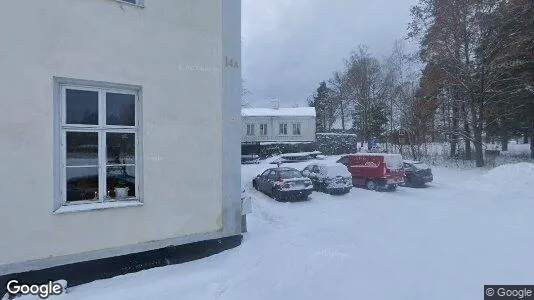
[114,186,129,199]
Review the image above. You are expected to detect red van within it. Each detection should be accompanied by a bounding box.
[336,153,405,191]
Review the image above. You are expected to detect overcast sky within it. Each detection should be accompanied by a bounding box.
[242,0,419,108]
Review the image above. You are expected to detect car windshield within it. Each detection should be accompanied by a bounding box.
[413,162,430,170]
[279,170,302,179]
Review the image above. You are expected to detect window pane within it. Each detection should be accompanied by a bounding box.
[106,93,135,126]
[66,89,98,125]
[107,166,136,199]
[107,133,135,164]
[66,132,98,166]
[66,167,99,202]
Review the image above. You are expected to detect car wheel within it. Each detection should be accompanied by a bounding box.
[365,180,377,191]
[252,180,257,190]
[387,184,397,191]
[271,189,280,201]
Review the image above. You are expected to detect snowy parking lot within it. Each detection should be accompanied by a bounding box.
[20,156,534,300]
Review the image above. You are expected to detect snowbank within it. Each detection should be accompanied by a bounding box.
[465,162,534,193]
[481,162,534,187]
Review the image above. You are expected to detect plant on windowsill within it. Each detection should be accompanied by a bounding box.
[114,186,130,199]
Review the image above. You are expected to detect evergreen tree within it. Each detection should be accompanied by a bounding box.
[308,81,330,133]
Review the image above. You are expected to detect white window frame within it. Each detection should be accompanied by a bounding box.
[259,124,268,136]
[53,77,143,213]
[279,123,288,135]
[292,123,302,135]
[246,124,255,136]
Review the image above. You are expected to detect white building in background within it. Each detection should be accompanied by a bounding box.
[241,101,316,144]
[0,0,242,290]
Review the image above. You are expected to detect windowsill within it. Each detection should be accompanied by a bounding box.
[112,0,145,8]
[54,200,143,214]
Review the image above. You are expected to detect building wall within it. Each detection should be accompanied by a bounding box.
[242,116,316,143]
[0,0,241,273]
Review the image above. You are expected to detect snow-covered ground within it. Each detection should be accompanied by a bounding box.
[18,156,534,300]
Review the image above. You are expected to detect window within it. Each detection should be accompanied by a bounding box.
[246,124,255,135]
[259,124,268,136]
[55,78,141,210]
[292,123,301,135]
[280,170,303,179]
[267,171,278,181]
[279,123,288,135]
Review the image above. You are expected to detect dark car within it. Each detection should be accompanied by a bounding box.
[252,167,313,201]
[302,163,353,195]
[402,160,433,187]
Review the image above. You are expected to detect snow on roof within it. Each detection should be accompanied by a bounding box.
[404,159,424,164]
[242,107,316,117]
[317,164,352,177]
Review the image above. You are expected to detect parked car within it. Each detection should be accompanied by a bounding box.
[252,167,313,201]
[402,160,433,187]
[241,154,260,164]
[336,154,405,191]
[269,151,322,164]
[301,163,353,195]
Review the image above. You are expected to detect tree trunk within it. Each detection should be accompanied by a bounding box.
[409,134,418,160]
[474,125,484,167]
[524,130,529,144]
[470,98,484,167]
[531,108,534,159]
[451,101,459,158]
[461,104,472,160]
[501,133,509,151]
[499,115,509,151]
[340,101,346,131]
[464,123,472,160]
